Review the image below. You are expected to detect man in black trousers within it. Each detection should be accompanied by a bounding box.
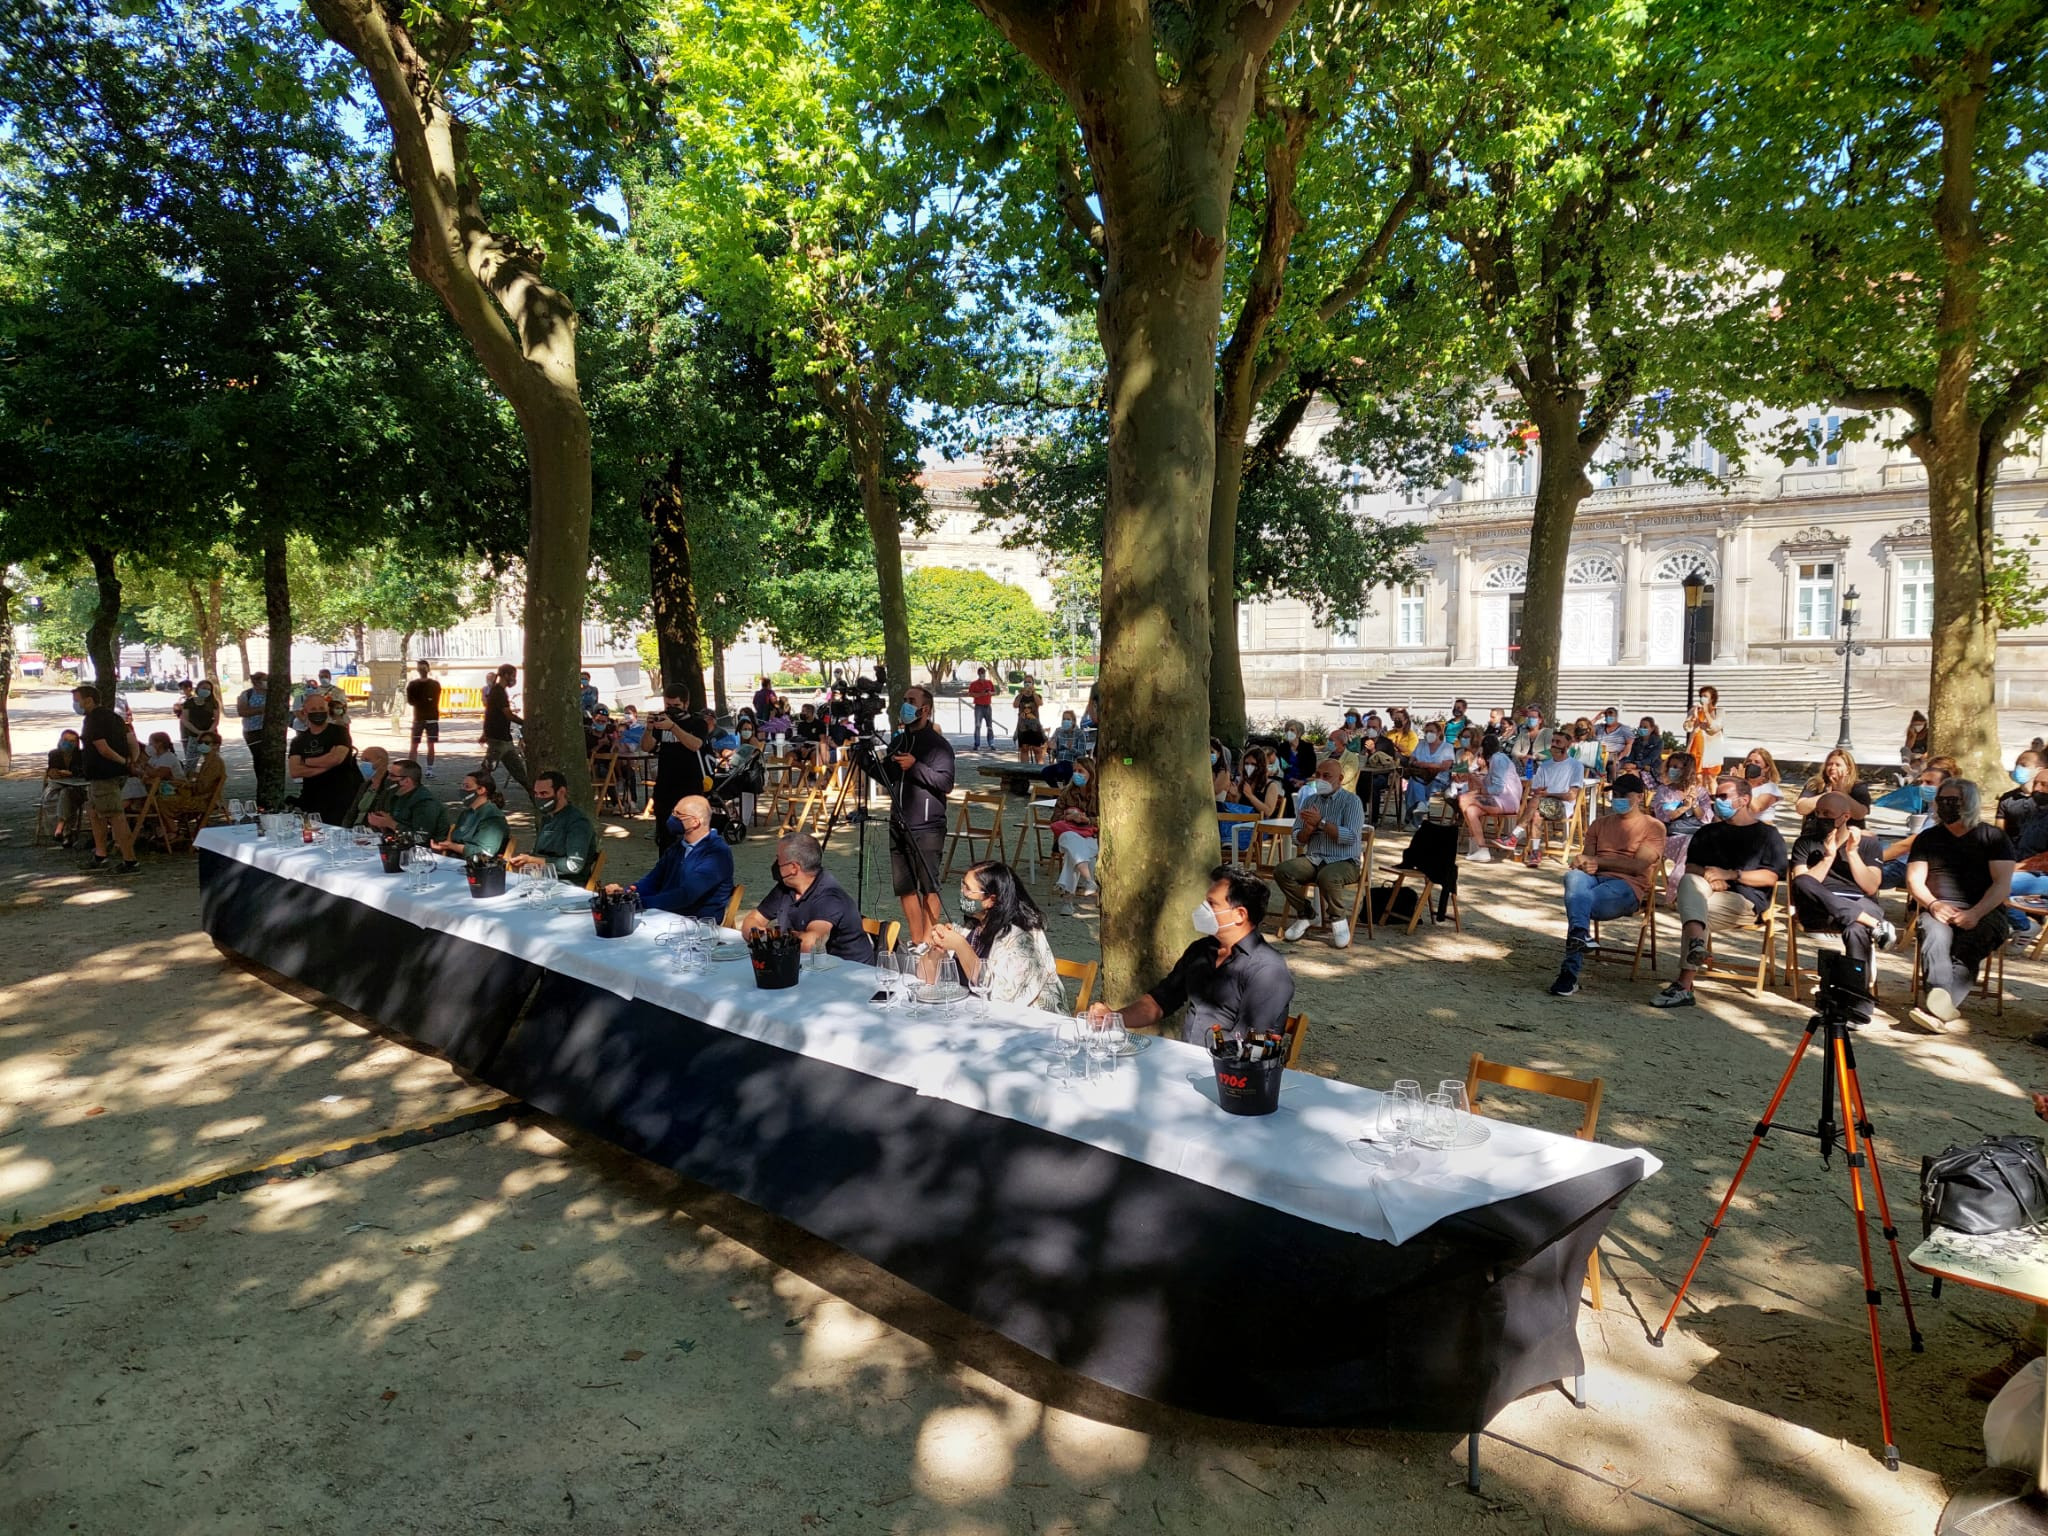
[865,683,954,946]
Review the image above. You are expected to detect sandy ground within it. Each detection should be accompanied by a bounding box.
[4,681,2044,1534]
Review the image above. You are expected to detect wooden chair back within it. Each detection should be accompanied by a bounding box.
[582,848,607,891]
[721,884,745,929]
[862,916,901,955]
[1217,811,1262,866]
[1054,956,1099,1012]
[1282,1010,1309,1069]
[1589,860,1662,979]
[944,790,1007,877]
[1464,1052,1606,1312]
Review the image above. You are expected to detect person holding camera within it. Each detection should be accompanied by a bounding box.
[646,689,707,851]
[865,683,955,945]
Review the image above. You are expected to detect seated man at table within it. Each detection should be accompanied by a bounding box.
[344,747,398,828]
[1276,758,1365,949]
[1087,866,1295,1046]
[509,768,601,883]
[1906,779,2014,1034]
[737,831,873,963]
[1547,773,1666,997]
[1649,772,1788,1009]
[619,794,734,921]
[431,771,511,860]
[367,759,452,843]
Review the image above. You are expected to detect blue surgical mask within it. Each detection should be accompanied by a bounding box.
[2016,768,2034,787]
[1073,771,1088,787]
[1612,796,1635,815]
[898,703,919,724]
[360,761,375,779]
[1711,797,1737,820]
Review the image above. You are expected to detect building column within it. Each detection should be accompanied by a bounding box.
[1450,545,1475,664]
[1716,523,1753,664]
[1618,533,1645,664]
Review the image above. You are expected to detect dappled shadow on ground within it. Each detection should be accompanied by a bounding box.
[0,1120,1947,1536]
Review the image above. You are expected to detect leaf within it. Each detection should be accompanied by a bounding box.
[100,1185,121,1195]
[401,1244,432,1255]
[518,1242,537,1252]
[380,1389,398,1402]
[167,1216,207,1233]
[620,1349,645,1362]
[84,1107,105,1117]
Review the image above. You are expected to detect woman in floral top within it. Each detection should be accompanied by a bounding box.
[926,861,1065,1012]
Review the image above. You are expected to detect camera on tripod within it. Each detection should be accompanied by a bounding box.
[1816,949,1871,1024]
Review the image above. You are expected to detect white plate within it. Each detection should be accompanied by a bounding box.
[1409,1116,1491,1151]
[709,946,750,962]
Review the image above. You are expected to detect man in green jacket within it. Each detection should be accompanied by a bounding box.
[367,759,453,843]
[510,768,601,884]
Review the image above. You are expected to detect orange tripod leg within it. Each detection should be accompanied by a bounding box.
[1832,1031,1902,1469]
[1841,1040,1925,1353]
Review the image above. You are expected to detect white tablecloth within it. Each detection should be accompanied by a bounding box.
[199,827,1659,1244]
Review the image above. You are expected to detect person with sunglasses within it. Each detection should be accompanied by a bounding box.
[1905,779,2014,1033]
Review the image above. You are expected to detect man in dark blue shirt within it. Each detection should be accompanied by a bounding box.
[620,795,735,921]
[738,830,874,963]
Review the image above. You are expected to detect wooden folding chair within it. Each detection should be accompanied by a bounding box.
[1217,811,1262,868]
[721,885,745,930]
[1010,797,1058,874]
[1385,863,1460,935]
[1055,956,1099,1011]
[1542,793,1590,868]
[582,848,607,891]
[943,790,1006,876]
[2013,897,2048,963]
[1693,880,1780,996]
[589,748,620,812]
[158,778,226,852]
[1250,820,1290,875]
[1908,906,2007,1016]
[1464,1053,1606,1312]
[862,916,901,955]
[1282,1010,1309,1068]
[1589,862,1661,979]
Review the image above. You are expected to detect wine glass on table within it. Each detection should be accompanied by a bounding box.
[1048,1012,1082,1089]
[1084,1010,1119,1082]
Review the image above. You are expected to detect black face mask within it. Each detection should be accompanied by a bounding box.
[1743,762,1763,780]
[2032,792,2048,810]
[307,712,328,728]
[1935,799,1964,825]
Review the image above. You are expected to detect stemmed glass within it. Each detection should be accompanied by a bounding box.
[351,825,375,863]
[1375,1093,1412,1152]
[1084,1011,1122,1082]
[227,798,245,827]
[1047,1012,1083,1089]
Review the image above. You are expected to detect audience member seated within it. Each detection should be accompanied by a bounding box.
[432,771,511,859]
[1278,720,1317,792]
[2006,779,2048,911]
[1277,759,1365,949]
[1236,751,1284,821]
[1049,711,1085,770]
[1547,773,1667,997]
[738,830,872,962]
[508,768,600,881]
[1789,790,1893,1022]
[1498,733,1588,855]
[367,760,453,844]
[1622,716,1664,783]
[1794,748,1870,837]
[1087,866,1294,1045]
[45,728,87,848]
[1905,779,2014,1033]
[1996,750,2048,827]
[1649,773,1788,1008]
[1876,756,1957,888]
[1740,746,1785,819]
[1051,757,1100,916]
[1508,704,1547,762]
[618,794,734,921]
[1652,752,1707,858]
[1460,731,1523,863]
[927,860,1063,1009]
[345,747,398,828]
[1594,708,1632,774]
[1404,720,1455,818]
[159,730,227,842]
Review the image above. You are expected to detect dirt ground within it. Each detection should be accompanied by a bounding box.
[3,683,2040,1534]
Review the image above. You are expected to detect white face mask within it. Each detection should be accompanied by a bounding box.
[1191,901,1221,937]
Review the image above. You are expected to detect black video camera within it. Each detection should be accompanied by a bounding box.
[1817,949,1871,1021]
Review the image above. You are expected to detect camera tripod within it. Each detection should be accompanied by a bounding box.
[1651,1003,1923,1471]
[817,741,875,916]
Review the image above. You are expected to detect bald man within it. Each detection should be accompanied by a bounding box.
[344,746,398,828]
[617,794,734,921]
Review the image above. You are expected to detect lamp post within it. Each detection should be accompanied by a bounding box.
[1682,567,1707,714]
[1834,585,1866,750]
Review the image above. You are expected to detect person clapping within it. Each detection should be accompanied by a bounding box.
[926,862,1064,1010]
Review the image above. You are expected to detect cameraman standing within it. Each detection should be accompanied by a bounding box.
[647,688,708,851]
[867,683,954,945]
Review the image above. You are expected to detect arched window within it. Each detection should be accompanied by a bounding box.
[1650,551,1717,584]
[1480,561,1527,592]
[1567,556,1622,586]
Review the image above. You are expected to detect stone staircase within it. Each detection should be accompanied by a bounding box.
[1328,664,1906,752]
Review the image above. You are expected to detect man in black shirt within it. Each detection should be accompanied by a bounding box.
[73,684,140,871]
[289,698,358,825]
[865,683,955,945]
[738,831,875,963]
[1907,779,2014,1031]
[480,664,534,800]
[647,688,707,851]
[405,661,443,778]
[1089,867,1295,1046]
[1789,791,1893,1023]
[1651,772,1787,1009]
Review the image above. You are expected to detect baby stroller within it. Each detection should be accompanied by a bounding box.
[706,755,765,844]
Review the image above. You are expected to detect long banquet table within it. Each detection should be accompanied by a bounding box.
[196,826,1657,1432]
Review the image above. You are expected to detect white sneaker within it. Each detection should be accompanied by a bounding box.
[1925,986,1961,1022]
[1330,919,1352,949]
[1283,918,1312,942]
[1465,848,1495,863]
[423,765,436,779]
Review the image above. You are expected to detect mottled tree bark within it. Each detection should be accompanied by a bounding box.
[647,454,708,713]
[259,538,292,809]
[84,542,122,701]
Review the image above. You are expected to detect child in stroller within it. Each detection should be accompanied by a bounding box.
[705,732,766,843]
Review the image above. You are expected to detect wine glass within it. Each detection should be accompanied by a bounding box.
[1084,1012,1118,1081]
[352,825,375,862]
[1048,1013,1083,1089]
[1390,1080,1423,1145]
[1437,1080,1471,1119]
[227,797,244,826]
[1375,1092,1412,1152]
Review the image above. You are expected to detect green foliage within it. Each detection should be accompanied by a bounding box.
[901,568,1049,683]
[1990,536,2048,634]
[763,568,882,667]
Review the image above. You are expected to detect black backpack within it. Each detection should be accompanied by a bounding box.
[1922,1135,2048,1237]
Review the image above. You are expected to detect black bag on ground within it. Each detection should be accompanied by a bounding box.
[1368,884,1420,926]
[1921,1135,2048,1237]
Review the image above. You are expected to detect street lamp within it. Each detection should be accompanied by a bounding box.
[1682,567,1707,714]
[1835,585,1867,750]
